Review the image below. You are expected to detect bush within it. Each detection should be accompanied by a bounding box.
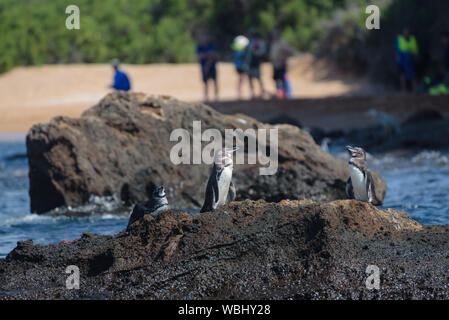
[0,0,361,73]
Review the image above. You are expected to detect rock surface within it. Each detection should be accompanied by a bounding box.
[0,200,448,299]
[26,92,386,214]
[338,111,449,152]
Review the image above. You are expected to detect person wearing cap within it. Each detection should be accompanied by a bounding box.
[110,59,131,91]
[231,35,249,99]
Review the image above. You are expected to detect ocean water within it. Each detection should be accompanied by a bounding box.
[0,138,448,258]
[0,139,130,258]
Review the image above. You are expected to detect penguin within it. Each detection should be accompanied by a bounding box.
[320,137,331,153]
[345,146,382,206]
[126,185,169,230]
[200,147,238,213]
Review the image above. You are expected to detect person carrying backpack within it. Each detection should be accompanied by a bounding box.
[244,30,267,99]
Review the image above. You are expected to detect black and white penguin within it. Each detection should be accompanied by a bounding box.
[200,147,238,213]
[345,146,382,206]
[127,186,169,230]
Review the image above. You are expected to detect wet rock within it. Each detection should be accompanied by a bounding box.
[0,200,447,299]
[266,113,302,128]
[26,92,386,214]
[342,115,449,152]
[404,110,443,125]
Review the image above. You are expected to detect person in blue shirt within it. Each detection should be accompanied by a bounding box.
[196,35,218,101]
[110,59,131,91]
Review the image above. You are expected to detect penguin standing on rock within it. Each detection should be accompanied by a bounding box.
[200,147,238,213]
[127,186,169,230]
[345,146,382,206]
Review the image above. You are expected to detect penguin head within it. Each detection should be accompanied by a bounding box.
[346,146,366,160]
[214,147,239,168]
[153,186,166,199]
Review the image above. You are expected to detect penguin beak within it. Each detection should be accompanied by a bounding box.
[157,186,165,197]
[225,146,239,153]
[346,146,357,157]
[223,146,239,158]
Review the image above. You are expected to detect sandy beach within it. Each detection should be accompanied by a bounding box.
[0,55,378,133]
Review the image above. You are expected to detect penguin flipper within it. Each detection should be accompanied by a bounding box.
[345,177,354,199]
[228,180,236,202]
[200,174,219,213]
[127,203,145,230]
[213,172,220,205]
[200,185,213,213]
[367,171,382,206]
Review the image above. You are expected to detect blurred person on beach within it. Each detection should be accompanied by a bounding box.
[269,29,294,99]
[396,27,419,93]
[442,31,449,83]
[110,59,131,91]
[231,35,249,100]
[196,35,218,101]
[244,29,266,99]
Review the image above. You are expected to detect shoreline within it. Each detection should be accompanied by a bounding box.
[0,132,26,142]
[3,93,449,135]
[0,56,381,133]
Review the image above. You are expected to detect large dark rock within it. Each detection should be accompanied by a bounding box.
[0,200,447,299]
[26,92,386,214]
[342,111,449,152]
[404,110,444,125]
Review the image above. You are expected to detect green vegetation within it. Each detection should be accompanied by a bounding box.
[0,0,367,73]
[3,0,446,85]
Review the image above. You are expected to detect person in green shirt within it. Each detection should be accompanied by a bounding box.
[396,27,419,93]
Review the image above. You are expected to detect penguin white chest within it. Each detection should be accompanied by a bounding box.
[217,167,232,206]
[150,203,169,217]
[349,165,368,201]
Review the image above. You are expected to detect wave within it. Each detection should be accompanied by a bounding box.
[0,169,28,178]
[0,211,129,228]
[365,150,449,171]
[46,194,130,216]
[411,150,449,166]
[0,213,60,227]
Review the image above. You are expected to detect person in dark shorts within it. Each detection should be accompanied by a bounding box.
[231,35,249,99]
[196,35,218,101]
[442,31,449,84]
[270,30,294,99]
[244,30,266,99]
[396,27,419,93]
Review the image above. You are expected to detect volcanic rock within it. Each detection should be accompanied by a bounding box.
[26,92,386,214]
[0,200,447,299]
